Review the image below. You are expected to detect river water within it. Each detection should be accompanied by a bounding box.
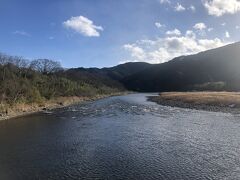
[0,94,240,180]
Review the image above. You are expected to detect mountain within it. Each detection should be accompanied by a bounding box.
[60,42,240,92]
[59,62,152,90]
[104,62,153,80]
[122,42,240,92]
[1,41,240,108]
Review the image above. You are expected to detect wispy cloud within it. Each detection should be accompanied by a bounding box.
[13,30,31,37]
[175,3,185,12]
[208,28,214,32]
[159,0,171,4]
[189,5,196,12]
[63,16,103,37]
[159,1,195,13]
[155,22,165,28]
[193,23,207,30]
[166,29,181,36]
[193,23,207,36]
[225,31,230,38]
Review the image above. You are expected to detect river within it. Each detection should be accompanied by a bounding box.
[0,94,240,180]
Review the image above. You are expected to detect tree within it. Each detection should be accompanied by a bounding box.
[30,59,62,74]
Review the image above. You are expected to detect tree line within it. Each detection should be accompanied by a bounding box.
[0,53,121,113]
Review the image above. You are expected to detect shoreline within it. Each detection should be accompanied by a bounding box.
[0,92,127,121]
[148,92,240,114]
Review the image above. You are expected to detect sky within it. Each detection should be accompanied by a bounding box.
[0,0,239,68]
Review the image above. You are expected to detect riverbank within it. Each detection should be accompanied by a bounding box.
[0,92,127,121]
[148,92,240,114]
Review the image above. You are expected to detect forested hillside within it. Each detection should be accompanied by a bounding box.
[59,62,152,89]
[122,42,240,92]
[0,54,122,114]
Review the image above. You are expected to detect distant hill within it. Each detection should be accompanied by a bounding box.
[1,41,240,109]
[122,42,240,92]
[104,62,153,80]
[59,62,152,90]
[60,42,240,92]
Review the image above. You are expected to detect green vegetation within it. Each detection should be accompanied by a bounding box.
[0,53,122,115]
[192,82,226,91]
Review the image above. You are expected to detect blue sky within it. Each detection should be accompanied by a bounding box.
[0,0,239,68]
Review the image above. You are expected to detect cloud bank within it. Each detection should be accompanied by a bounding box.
[123,31,229,64]
[203,0,240,16]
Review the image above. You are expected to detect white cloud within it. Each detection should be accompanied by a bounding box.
[193,23,207,30]
[175,3,186,12]
[155,22,165,28]
[160,1,194,13]
[166,29,181,36]
[13,30,31,37]
[122,31,229,64]
[236,25,240,29]
[193,23,207,36]
[123,44,146,60]
[225,31,230,38]
[185,30,196,38]
[208,28,214,32]
[197,39,227,49]
[63,16,103,37]
[189,5,196,12]
[159,0,171,4]
[203,0,240,16]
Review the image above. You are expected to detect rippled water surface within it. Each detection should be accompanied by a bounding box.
[1,94,240,180]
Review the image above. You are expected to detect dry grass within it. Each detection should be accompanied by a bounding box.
[157,92,240,106]
[0,92,125,121]
[0,96,87,120]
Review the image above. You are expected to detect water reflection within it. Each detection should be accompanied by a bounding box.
[0,94,240,179]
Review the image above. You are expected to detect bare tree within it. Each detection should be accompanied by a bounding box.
[11,56,29,68]
[0,53,9,65]
[30,59,62,74]
[0,53,29,67]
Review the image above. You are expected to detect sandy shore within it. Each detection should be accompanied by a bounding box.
[0,92,126,121]
[148,92,240,114]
